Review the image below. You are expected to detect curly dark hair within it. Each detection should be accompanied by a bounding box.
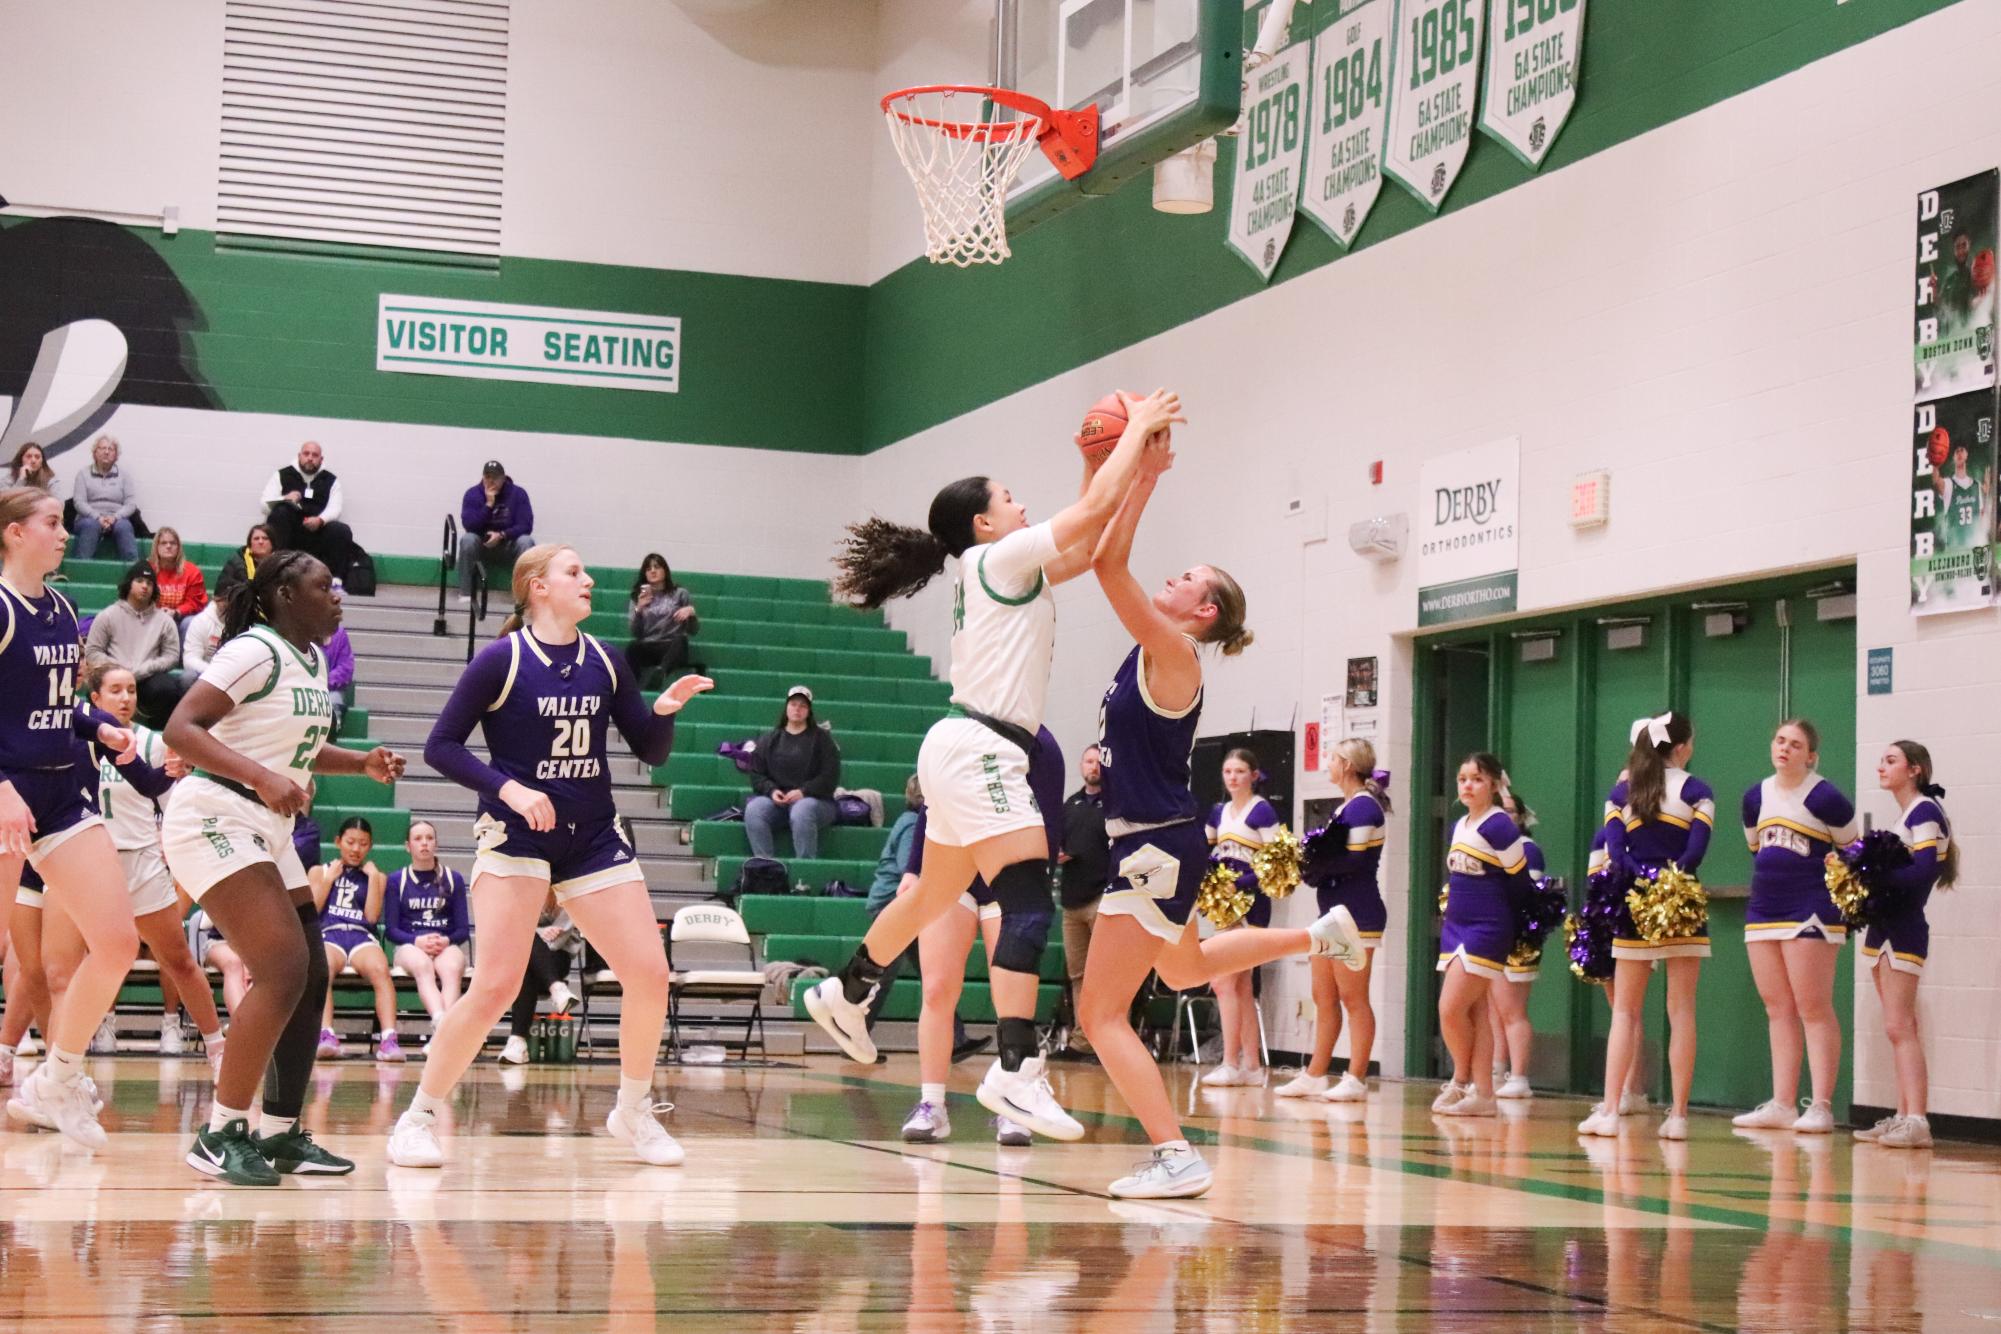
[831,476,993,609]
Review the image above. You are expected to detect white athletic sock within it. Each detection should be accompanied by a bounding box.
[921,1083,946,1105]
[45,1046,85,1084]
[1155,1139,1192,1156]
[618,1075,653,1111]
[260,1113,298,1138]
[0,1043,16,1058]
[210,1100,248,1133]
[409,1089,449,1119]
[201,1029,225,1046]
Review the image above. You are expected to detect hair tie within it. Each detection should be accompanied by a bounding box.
[1371,768,1392,788]
[1921,781,1947,800]
[1253,769,1268,788]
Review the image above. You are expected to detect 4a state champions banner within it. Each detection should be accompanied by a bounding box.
[1228,36,1313,280]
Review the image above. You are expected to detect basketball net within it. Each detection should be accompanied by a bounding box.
[882,88,1046,267]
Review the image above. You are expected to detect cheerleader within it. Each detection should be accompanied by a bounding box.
[806,389,1182,1142]
[1732,718,1858,1134]
[1198,748,1278,1088]
[1853,740,1952,1150]
[1433,753,1535,1118]
[388,544,709,1169]
[899,726,1062,1147]
[1580,711,1713,1141]
[0,487,143,1149]
[160,550,405,1184]
[1275,738,1389,1103]
[81,662,226,1070]
[1486,787,1543,1101]
[1075,435,1365,1199]
[384,820,471,1027]
[310,817,399,1062]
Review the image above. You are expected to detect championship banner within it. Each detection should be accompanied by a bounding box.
[1914,171,1997,403]
[1909,391,1996,616]
[1383,0,1484,211]
[1478,0,1585,168]
[1227,35,1312,280]
[1301,0,1393,249]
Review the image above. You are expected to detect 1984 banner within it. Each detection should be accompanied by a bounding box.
[1909,390,1995,615]
[1301,0,1393,248]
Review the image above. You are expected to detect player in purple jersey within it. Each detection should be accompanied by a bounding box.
[164,550,405,1186]
[389,544,711,1171]
[1075,436,1365,1200]
[385,820,471,1028]
[0,488,146,1150]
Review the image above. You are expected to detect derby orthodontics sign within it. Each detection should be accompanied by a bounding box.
[377,295,680,393]
[1417,436,1519,626]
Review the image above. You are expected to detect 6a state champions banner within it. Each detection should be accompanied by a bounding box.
[1384,0,1484,211]
[1914,171,1997,403]
[1909,391,1995,615]
[1479,0,1584,168]
[1228,37,1313,280]
[1302,0,1393,249]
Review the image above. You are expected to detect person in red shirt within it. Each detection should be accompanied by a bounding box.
[147,526,208,622]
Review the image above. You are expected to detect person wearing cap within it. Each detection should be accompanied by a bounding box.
[457,460,536,605]
[744,686,843,863]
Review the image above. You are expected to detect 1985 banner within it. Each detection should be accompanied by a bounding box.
[1909,389,1995,616]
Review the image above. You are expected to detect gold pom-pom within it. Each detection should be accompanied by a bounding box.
[1251,825,1302,899]
[1624,863,1709,944]
[1197,862,1255,929]
[1437,884,1450,914]
[1824,850,1867,923]
[1507,940,1542,969]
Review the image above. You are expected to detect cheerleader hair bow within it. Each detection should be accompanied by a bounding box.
[1644,712,1674,748]
[1921,781,1948,799]
[1370,768,1392,787]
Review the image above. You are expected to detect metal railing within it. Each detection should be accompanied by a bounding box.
[437,513,491,660]
[434,514,457,637]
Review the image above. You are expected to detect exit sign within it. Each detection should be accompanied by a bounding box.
[1570,471,1611,528]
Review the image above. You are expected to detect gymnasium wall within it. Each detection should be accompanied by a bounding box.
[860,0,2001,1116]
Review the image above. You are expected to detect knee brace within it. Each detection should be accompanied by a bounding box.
[989,860,1054,976]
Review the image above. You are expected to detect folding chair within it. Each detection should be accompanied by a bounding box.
[666,903,767,1060]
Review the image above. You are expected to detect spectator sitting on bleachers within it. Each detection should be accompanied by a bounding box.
[147,526,208,622]
[458,459,535,606]
[83,561,186,722]
[180,575,231,676]
[627,552,699,689]
[5,441,59,495]
[385,821,471,1028]
[744,686,841,863]
[69,434,140,562]
[310,816,405,1063]
[500,897,578,1065]
[218,522,274,590]
[326,578,355,737]
[261,439,356,581]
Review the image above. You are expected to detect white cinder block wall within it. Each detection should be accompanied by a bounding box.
[862,0,2001,1108]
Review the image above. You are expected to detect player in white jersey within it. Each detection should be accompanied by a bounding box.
[81,663,226,1068]
[805,389,1184,1139]
[161,551,405,1186]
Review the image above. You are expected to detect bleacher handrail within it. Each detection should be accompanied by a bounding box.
[433,513,457,637]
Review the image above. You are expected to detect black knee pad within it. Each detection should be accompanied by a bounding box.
[989,860,1053,975]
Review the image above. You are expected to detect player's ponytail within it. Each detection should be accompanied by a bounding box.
[832,476,991,609]
[1199,566,1254,657]
[221,549,315,645]
[1625,710,1692,823]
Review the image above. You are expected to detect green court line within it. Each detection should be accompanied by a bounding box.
[785,1067,2001,1269]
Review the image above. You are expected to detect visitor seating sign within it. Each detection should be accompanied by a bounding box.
[376,295,680,393]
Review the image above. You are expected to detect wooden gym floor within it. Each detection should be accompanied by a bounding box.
[2,1052,1998,1330]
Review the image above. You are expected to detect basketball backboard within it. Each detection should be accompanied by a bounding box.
[1001,0,1242,232]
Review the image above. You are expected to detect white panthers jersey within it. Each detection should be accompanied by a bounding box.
[98,722,169,851]
[193,625,334,792]
[949,521,1059,732]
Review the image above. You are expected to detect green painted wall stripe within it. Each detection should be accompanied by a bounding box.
[859,0,1967,450]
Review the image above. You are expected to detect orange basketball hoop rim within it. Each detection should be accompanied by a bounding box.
[881,85,1099,181]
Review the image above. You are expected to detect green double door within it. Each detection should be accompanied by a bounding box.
[1408,573,1857,1112]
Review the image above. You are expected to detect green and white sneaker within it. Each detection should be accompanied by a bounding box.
[187,1119,281,1187]
[254,1126,356,1175]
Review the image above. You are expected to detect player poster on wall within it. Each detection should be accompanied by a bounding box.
[1909,389,1995,616]
[1227,35,1312,280]
[1383,0,1484,211]
[1914,171,1997,403]
[1478,0,1585,168]
[1300,0,1393,249]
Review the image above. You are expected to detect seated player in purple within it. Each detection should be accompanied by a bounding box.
[310,816,400,1063]
[899,725,1063,1148]
[0,486,144,1150]
[385,820,471,1029]
[1074,431,1364,1200]
[389,544,711,1170]
[1733,717,1859,1136]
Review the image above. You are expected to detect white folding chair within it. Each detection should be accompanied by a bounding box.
[666,904,767,1060]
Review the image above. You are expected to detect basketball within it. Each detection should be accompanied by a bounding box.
[1075,393,1127,462]
[1930,426,1952,467]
